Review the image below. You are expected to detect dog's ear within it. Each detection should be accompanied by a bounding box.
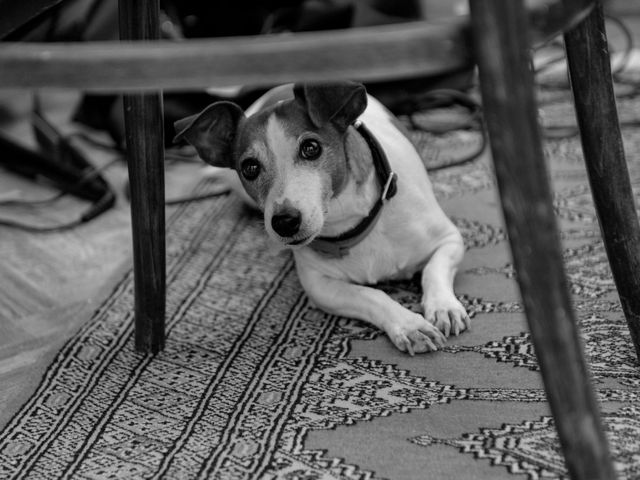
[294,81,367,131]
[173,101,244,168]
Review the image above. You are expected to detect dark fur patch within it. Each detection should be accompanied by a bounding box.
[229,96,361,205]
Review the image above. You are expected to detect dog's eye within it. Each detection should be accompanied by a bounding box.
[299,139,322,160]
[240,158,261,180]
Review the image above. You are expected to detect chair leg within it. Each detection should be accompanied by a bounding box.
[469,1,615,478]
[119,0,166,353]
[564,1,640,363]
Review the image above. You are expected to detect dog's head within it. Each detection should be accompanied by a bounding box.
[174,81,367,247]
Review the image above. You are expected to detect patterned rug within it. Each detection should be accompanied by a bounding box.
[2,91,640,479]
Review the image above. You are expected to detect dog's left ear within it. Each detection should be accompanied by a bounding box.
[294,81,367,131]
[173,101,244,168]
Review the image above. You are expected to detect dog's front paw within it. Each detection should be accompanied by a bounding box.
[386,309,447,356]
[423,293,470,338]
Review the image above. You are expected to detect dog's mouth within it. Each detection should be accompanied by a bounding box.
[285,235,314,247]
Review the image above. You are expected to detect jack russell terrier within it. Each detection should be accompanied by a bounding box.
[174,81,470,355]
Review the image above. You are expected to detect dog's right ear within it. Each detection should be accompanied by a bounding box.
[173,101,244,168]
[294,81,367,132]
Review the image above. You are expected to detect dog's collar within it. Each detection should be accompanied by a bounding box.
[309,120,398,258]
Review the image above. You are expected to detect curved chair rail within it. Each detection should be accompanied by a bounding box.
[0,0,593,92]
[0,21,471,92]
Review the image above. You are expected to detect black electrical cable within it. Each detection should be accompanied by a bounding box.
[5,13,635,231]
[0,155,119,232]
[0,155,120,208]
[0,3,121,234]
[403,88,488,171]
[407,13,637,165]
[535,14,635,88]
[534,14,638,138]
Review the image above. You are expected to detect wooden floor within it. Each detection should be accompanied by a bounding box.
[1,6,639,430]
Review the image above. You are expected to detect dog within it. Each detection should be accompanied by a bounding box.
[174,82,470,355]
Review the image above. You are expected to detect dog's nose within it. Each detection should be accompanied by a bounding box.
[271,208,302,237]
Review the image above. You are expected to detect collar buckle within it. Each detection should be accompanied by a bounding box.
[381,171,397,203]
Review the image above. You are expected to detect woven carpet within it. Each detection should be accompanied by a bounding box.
[2,91,640,480]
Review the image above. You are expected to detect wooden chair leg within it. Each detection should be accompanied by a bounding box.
[119,0,166,353]
[564,1,640,363]
[469,1,615,478]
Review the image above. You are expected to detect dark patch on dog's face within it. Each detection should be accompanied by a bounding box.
[274,100,349,197]
[230,110,273,210]
[230,98,350,211]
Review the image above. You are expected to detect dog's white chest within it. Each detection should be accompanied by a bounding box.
[296,220,433,285]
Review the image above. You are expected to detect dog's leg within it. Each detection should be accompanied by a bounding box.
[420,232,470,337]
[297,266,446,355]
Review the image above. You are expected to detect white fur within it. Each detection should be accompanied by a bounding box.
[293,95,469,354]
[261,115,328,244]
[202,87,469,355]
